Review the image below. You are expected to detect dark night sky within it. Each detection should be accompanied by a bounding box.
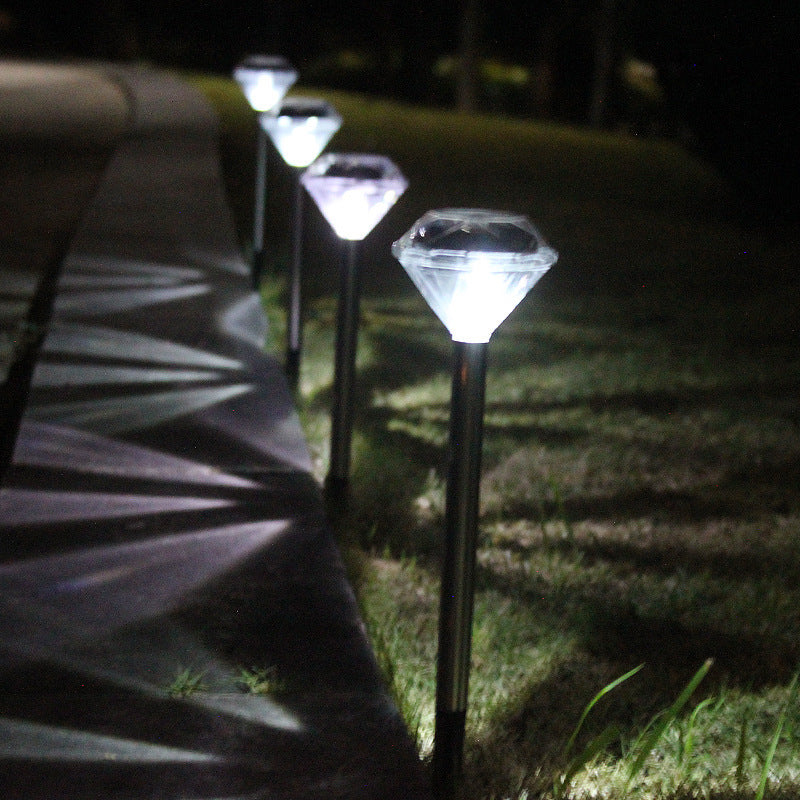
[2,0,798,208]
[3,1,796,86]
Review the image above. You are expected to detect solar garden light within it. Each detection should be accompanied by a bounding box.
[302,153,408,497]
[233,55,298,287]
[260,98,342,389]
[392,209,557,800]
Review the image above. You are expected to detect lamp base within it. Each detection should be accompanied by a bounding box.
[252,249,267,290]
[323,473,350,511]
[285,348,300,392]
[432,708,467,800]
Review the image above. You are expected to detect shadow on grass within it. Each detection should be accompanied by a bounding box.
[317,302,800,794]
[460,555,800,799]
[463,648,799,800]
[483,377,800,418]
[314,280,800,533]
[494,472,799,529]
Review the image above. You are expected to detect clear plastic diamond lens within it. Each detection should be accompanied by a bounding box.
[260,98,342,168]
[302,154,407,240]
[392,209,557,343]
[233,55,298,112]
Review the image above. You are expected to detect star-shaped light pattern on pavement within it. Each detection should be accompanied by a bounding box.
[0,66,428,800]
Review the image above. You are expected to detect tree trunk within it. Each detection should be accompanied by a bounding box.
[94,0,139,60]
[588,0,618,127]
[530,18,558,118]
[456,0,482,112]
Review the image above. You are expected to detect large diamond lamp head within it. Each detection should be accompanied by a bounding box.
[301,153,408,241]
[233,55,298,112]
[392,209,558,343]
[260,97,342,169]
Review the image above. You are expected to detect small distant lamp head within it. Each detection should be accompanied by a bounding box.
[392,209,558,343]
[233,55,298,113]
[260,98,342,169]
[301,153,408,241]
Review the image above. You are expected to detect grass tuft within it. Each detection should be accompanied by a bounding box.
[166,667,208,698]
[237,666,286,696]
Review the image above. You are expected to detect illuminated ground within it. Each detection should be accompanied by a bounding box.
[0,62,428,799]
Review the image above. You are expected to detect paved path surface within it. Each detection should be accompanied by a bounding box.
[0,62,429,799]
[0,61,128,386]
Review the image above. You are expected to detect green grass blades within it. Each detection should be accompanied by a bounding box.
[564,664,644,759]
[166,667,208,698]
[555,723,621,800]
[237,666,286,696]
[624,659,713,791]
[554,664,642,799]
[755,671,800,800]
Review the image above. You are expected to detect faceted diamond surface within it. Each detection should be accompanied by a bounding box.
[302,154,408,240]
[233,55,297,112]
[260,98,341,168]
[392,209,557,343]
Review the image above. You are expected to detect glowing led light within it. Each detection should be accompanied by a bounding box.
[391,209,558,343]
[301,153,408,240]
[260,98,341,168]
[233,55,298,112]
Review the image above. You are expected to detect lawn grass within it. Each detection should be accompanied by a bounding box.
[193,73,800,799]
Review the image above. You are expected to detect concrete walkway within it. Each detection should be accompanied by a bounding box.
[0,62,430,799]
[0,61,128,389]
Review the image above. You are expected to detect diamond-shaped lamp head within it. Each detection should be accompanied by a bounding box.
[392,209,558,343]
[260,97,342,169]
[301,153,408,241]
[233,55,298,112]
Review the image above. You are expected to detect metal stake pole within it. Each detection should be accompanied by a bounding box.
[285,172,304,390]
[251,126,268,289]
[326,240,361,497]
[432,340,488,800]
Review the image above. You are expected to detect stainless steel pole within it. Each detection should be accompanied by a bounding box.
[285,172,304,390]
[433,339,488,800]
[326,240,361,497]
[251,127,268,289]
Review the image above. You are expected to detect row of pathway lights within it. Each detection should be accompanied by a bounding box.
[234,57,342,389]
[235,55,559,800]
[232,55,298,287]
